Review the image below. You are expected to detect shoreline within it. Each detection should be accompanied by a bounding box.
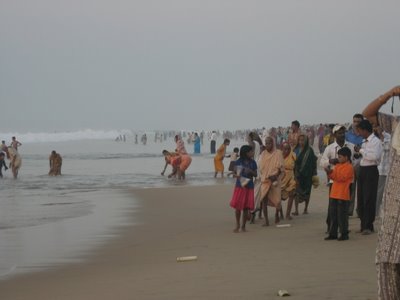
[0,184,378,299]
[0,189,137,280]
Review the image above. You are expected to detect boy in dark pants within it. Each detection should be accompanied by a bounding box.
[324,147,354,241]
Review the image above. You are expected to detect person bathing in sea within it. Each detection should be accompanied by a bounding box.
[49,150,62,176]
[8,147,21,179]
[214,139,230,178]
[10,136,21,150]
[161,150,181,178]
[0,152,8,178]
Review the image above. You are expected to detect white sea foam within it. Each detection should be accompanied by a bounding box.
[0,129,136,143]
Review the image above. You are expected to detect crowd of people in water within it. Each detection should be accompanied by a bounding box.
[0,137,22,179]
[0,136,63,178]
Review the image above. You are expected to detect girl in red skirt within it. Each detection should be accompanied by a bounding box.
[230,145,257,233]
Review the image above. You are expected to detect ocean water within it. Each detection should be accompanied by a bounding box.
[0,132,242,279]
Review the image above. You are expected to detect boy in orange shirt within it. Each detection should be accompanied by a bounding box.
[324,147,354,241]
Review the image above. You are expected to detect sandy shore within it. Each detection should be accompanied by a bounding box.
[0,183,377,300]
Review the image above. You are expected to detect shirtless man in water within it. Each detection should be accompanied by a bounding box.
[10,136,22,150]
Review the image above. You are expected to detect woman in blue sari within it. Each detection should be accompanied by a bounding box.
[193,133,201,154]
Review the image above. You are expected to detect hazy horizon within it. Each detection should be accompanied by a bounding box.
[1,0,400,133]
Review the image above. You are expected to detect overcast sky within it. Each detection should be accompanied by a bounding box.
[1,0,400,132]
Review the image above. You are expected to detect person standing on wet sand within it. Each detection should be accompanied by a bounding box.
[288,120,302,153]
[324,147,353,241]
[293,134,317,216]
[49,151,62,176]
[361,85,400,300]
[320,125,355,233]
[353,119,382,235]
[229,145,257,233]
[280,142,297,220]
[256,136,284,225]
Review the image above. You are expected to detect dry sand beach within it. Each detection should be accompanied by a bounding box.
[0,184,377,300]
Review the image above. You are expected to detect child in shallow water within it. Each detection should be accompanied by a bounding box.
[227,147,239,177]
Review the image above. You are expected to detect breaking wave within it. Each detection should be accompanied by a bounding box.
[0,129,136,143]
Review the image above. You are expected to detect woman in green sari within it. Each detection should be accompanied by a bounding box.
[293,134,317,215]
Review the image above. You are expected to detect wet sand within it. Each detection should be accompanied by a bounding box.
[0,184,377,300]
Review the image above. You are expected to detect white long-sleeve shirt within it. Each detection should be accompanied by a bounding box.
[320,141,356,168]
[359,133,383,167]
[378,132,391,176]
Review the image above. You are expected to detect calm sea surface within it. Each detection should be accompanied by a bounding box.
[0,136,241,278]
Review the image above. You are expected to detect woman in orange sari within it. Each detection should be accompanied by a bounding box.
[214,139,230,178]
[161,150,181,178]
[281,142,297,220]
[174,135,192,180]
[257,136,284,225]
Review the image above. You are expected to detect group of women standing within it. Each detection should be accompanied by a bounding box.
[230,132,318,232]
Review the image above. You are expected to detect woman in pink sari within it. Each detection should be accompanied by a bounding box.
[257,136,284,225]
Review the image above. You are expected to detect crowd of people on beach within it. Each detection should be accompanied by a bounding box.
[158,110,387,243]
[157,86,400,299]
[226,115,391,241]
[223,86,400,300]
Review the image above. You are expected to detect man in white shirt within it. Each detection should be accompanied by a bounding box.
[354,119,383,235]
[320,125,355,233]
[210,131,217,154]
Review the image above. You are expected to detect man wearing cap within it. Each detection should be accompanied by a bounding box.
[320,124,356,233]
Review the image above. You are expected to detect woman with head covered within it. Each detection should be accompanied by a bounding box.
[256,136,284,225]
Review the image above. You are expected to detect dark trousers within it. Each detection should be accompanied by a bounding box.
[348,164,360,216]
[357,165,379,232]
[210,140,216,154]
[328,199,349,238]
[326,184,332,233]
